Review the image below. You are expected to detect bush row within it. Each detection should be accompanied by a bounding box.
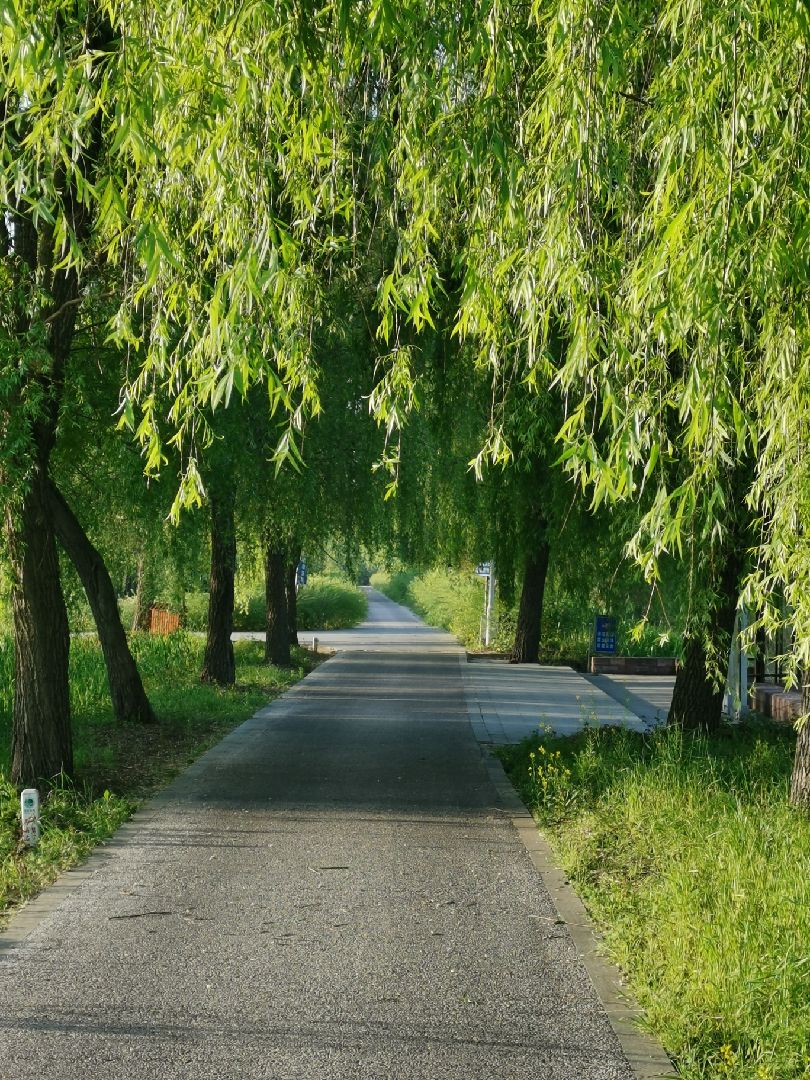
[371,566,679,662]
[64,576,368,635]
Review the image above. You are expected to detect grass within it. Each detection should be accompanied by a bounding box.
[296,577,368,630]
[372,567,515,652]
[497,720,810,1080]
[109,575,368,633]
[0,632,320,923]
[370,565,681,664]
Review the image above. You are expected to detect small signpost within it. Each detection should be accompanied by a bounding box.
[476,563,496,647]
[296,560,308,588]
[20,788,40,847]
[592,615,617,655]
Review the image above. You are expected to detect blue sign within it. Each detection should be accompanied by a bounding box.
[296,560,308,587]
[593,615,617,655]
[475,562,492,578]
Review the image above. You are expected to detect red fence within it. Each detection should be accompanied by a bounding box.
[149,608,180,634]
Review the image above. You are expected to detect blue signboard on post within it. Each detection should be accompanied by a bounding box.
[592,615,617,655]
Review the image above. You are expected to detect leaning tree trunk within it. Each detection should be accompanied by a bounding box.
[668,547,743,733]
[511,541,550,664]
[6,467,72,785]
[286,558,299,646]
[265,544,291,667]
[789,673,810,807]
[2,10,113,785]
[201,487,236,686]
[48,482,155,725]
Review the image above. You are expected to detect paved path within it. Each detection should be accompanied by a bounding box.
[583,675,675,726]
[464,662,649,744]
[0,591,640,1079]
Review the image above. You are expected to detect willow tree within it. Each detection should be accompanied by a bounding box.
[376,2,809,741]
[0,0,352,781]
[518,2,810,754]
[8,0,810,793]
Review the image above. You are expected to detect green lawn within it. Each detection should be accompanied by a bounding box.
[498,720,810,1080]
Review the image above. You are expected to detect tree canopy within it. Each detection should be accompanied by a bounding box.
[3,0,810,791]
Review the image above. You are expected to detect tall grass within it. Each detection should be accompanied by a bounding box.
[113,576,368,632]
[296,577,368,629]
[371,565,680,662]
[498,722,810,1080]
[372,568,514,651]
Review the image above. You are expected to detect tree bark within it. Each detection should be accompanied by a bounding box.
[48,482,155,725]
[3,11,114,785]
[265,544,291,666]
[131,554,155,631]
[789,672,810,808]
[201,487,236,686]
[668,546,743,732]
[6,471,72,784]
[510,540,551,664]
[666,636,728,733]
[286,555,299,647]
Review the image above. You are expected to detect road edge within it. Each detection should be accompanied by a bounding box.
[458,652,677,1080]
[0,652,344,953]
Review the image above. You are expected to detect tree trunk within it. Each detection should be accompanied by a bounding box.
[511,541,550,664]
[131,554,155,631]
[789,673,810,808]
[286,549,300,647]
[668,547,742,732]
[201,487,236,686]
[2,11,113,786]
[667,636,728,733]
[48,482,155,725]
[265,544,291,666]
[6,471,72,784]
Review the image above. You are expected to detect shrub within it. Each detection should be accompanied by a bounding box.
[372,567,512,651]
[296,577,367,629]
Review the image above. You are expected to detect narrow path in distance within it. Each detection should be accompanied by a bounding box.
[0,590,634,1079]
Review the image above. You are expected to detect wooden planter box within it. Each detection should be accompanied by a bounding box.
[149,607,180,634]
[589,655,677,676]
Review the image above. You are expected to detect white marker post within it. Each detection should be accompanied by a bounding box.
[20,789,40,847]
[485,567,496,648]
[475,562,496,648]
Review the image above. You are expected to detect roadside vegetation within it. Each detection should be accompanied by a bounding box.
[497,721,810,1080]
[0,633,319,923]
[60,574,368,634]
[294,577,368,630]
[371,567,679,665]
[372,568,514,653]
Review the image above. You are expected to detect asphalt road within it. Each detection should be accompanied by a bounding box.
[0,591,632,1079]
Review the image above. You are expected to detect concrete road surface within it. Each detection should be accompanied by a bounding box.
[0,591,639,1079]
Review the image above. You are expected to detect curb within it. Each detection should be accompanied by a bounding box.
[458,652,677,1080]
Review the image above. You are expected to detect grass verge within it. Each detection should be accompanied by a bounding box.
[371,568,515,651]
[0,633,320,924]
[296,577,368,630]
[110,575,368,632]
[496,720,810,1080]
